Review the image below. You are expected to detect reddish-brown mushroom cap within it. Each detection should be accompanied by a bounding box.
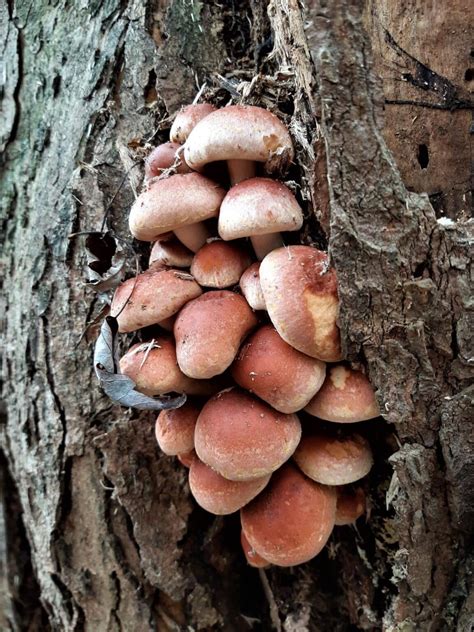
[155,401,201,455]
[239,263,266,311]
[111,268,202,333]
[149,233,194,268]
[190,240,252,288]
[170,103,217,144]
[129,173,226,242]
[189,458,270,515]
[232,325,326,413]
[293,433,373,485]
[177,450,196,469]
[119,339,214,397]
[240,531,271,568]
[144,142,192,180]
[174,291,258,379]
[195,388,302,481]
[241,463,337,567]
[305,365,380,423]
[335,486,366,526]
[260,246,342,362]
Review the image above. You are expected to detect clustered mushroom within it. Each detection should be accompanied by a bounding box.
[106,101,382,569]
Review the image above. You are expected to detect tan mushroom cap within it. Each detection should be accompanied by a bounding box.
[155,401,201,455]
[184,105,294,173]
[144,142,191,180]
[174,291,258,379]
[305,365,380,422]
[293,433,373,485]
[219,178,303,239]
[149,233,194,268]
[240,263,266,311]
[129,173,226,241]
[335,486,366,526]
[191,240,252,288]
[170,103,217,144]
[195,388,302,481]
[260,246,342,362]
[240,530,271,568]
[111,267,202,333]
[241,464,337,567]
[189,458,270,515]
[232,325,326,413]
[119,339,214,397]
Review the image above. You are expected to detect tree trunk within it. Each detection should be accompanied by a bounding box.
[1,1,472,630]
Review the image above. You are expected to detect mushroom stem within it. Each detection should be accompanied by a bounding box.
[227,159,256,185]
[174,222,211,253]
[250,233,284,261]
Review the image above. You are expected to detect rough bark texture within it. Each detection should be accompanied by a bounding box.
[0,1,472,631]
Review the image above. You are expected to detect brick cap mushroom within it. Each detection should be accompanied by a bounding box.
[191,240,251,289]
[170,103,217,144]
[155,401,200,455]
[149,233,194,268]
[260,245,342,362]
[240,262,266,311]
[195,388,302,481]
[305,365,380,422]
[335,486,366,526]
[293,432,373,485]
[241,463,337,567]
[240,531,271,568]
[144,142,191,180]
[232,325,326,413]
[189,457,270,515]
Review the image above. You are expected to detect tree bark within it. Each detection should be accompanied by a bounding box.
[1,1,472,631]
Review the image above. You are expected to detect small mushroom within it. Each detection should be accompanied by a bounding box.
[189,457,270,515]
[240,530,271,568]
[111,267,202,333]
[241,464,337,567]
[149,233,193,268]
[293,432,373,485]
[305,365,380,422]
[155,401,201,455]
[144,142,192,180]
[177,450,196,469]
[260,246,342,362]
[170,103,217,144]
[335,486,366,526]
[190,240,252,289]
[174,291,257,379]
[184,105,294,185]
[194,388,302,481]
[219,178,303,260]
[232,325,326,413]
[239,262,266,311]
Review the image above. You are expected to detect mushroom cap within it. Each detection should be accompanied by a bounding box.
[232,325,326,413]
[144,142,191,179]
[170,103,217,144]
[111,268,202,333]
[149,233,194,268]
[184,105,294,173]
[305,365,380,422]
[174,291,258,379]
[189,458,270,515]
[260,246,342,362]
[195,388,302,481]
[241,464,337,567]
[177,450,196,468]
[219,178,303,240]
[293,433,373,485]
[335,486,366,526]
[155,401,201,455]
[129,173,226,241]
[191,240,252,288]
[239,263,266,311]
[119,339,213,397]
[240,530,271,568]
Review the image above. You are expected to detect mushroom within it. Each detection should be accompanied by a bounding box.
[240,531,271,568]
[144,142,191,180]
[155,401,201,455]
[177,450,196,469]
[239,262,266,311]
[305,365,380,422]
[259,246,342,361]
[189,457,270,515]
[184,105,294,185]
[149,233,193,269]
[219,178,303,260]
[335,486,366,526]
[129,172,226,252]
[232,325,326,413]
[293,432,373,485]
[111,267,201,333]
[174,291,258,379]
[194,388,302,481]
[190,240,252,289]
[170,103,217,144]
[119,338,214,397]
[241,463,337,567]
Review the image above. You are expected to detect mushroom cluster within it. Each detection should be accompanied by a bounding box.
[110,103,381,568]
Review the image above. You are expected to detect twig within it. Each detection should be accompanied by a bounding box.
[258,569,281,632]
